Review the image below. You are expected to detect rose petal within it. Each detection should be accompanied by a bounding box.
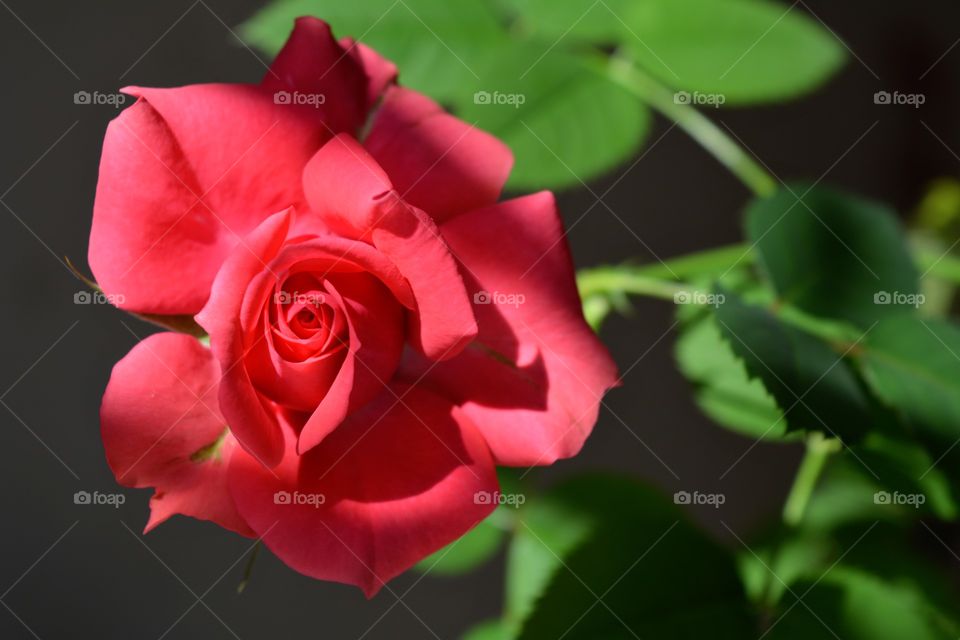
[228,384,498,596]
[339,37,398,109]
[297,274,404,453]
[197,210,294,468]
[364,87,513,222]
[89,83,328,314]
[100,332,252,536]
[303,134,477,359]
[402,193,619,465]
[261,17,370,134]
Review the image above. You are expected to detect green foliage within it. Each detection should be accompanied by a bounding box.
[747,185,919,328]
[768,567,960,640]
[859,315,960,445]
[620,0,846,104]
[669,184,960,467]
[506,475,755,639]
[462,619,510,640]
[714,291,872,441]
[241,0,845,190]
[509,0,845,103]
[675,311,788,439]
[238,6,960,638]
[453,49,651,191]
[415,515,506,576]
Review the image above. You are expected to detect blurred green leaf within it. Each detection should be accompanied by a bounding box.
[507,474,755,639]
[714,292,872,441]
[462,619,511,640]
[675,312,789,440]
[915,177,960,234]
[800,462,898,533]
[853,433,958,521]
[415,515,506,576]
[622,0,845,104]
[747,185,919,328]
[505,489,595,632]
[741,461,960,620]
[506,0,845,104]
[453,49,651,190]
[737,532,834,607]
[859,315,960,446]
[504,0,631,44]
[767,566,960,639]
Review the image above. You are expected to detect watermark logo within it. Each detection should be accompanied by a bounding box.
[274,90,326,108]
[74,290,125,305]
[74,90,126,108]
[473,290,526,308]
[874,91,925,108]
[874,490,925,508]
[674,490,726,509]
[674,91,726,108]
[274,291,326,305]
[473,90,526,108]
[74,490,126,508]
[673,290,725,308]
[474,490,526,508]
[874,291,924,308]
[273,490,326,508]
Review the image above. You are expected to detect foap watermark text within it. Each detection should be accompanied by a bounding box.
[674,490,726,509]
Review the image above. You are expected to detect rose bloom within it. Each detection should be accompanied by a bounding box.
[91,17,617,595]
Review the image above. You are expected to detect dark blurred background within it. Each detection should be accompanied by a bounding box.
[2,1,959,637]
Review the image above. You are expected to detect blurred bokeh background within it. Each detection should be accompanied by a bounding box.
[2,1,959,637]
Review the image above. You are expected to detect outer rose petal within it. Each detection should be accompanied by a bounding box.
[303,134,477,359]
[100,332,252,536]
[89,83,328,315]
[197,210,294,468]
[228,384,498,597]
[364,87,513,222]
[261,17,369,134]
[403,193,620,466]
[340,38,397,107]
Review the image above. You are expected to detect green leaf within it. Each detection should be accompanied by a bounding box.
[742,465,960,622]
[859,315,960,447]
[799,461,897,533]
[504,490,595,632]
[462,619,511,640]
[508,474,755,639]
[621,0,845,104]
[415,515,506,576]
[747,185,919,328]
[714,292,872,441]
[452,48,650,190]
[506,0,846,105]
[737,533,834,607]
[853,433,958,521]
[768,566,960,639]
[504,0,633,44]
[675,312,789,440]
[241,0,507,104]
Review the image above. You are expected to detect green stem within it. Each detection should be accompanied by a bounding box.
[578,268,685,302]
[579,241,960,302]
[236,541,262,594]
[606,59,777,198]
[578,244,752,301]
[782,433,841,527]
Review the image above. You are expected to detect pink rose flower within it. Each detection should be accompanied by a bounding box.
[92,17,617,595]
